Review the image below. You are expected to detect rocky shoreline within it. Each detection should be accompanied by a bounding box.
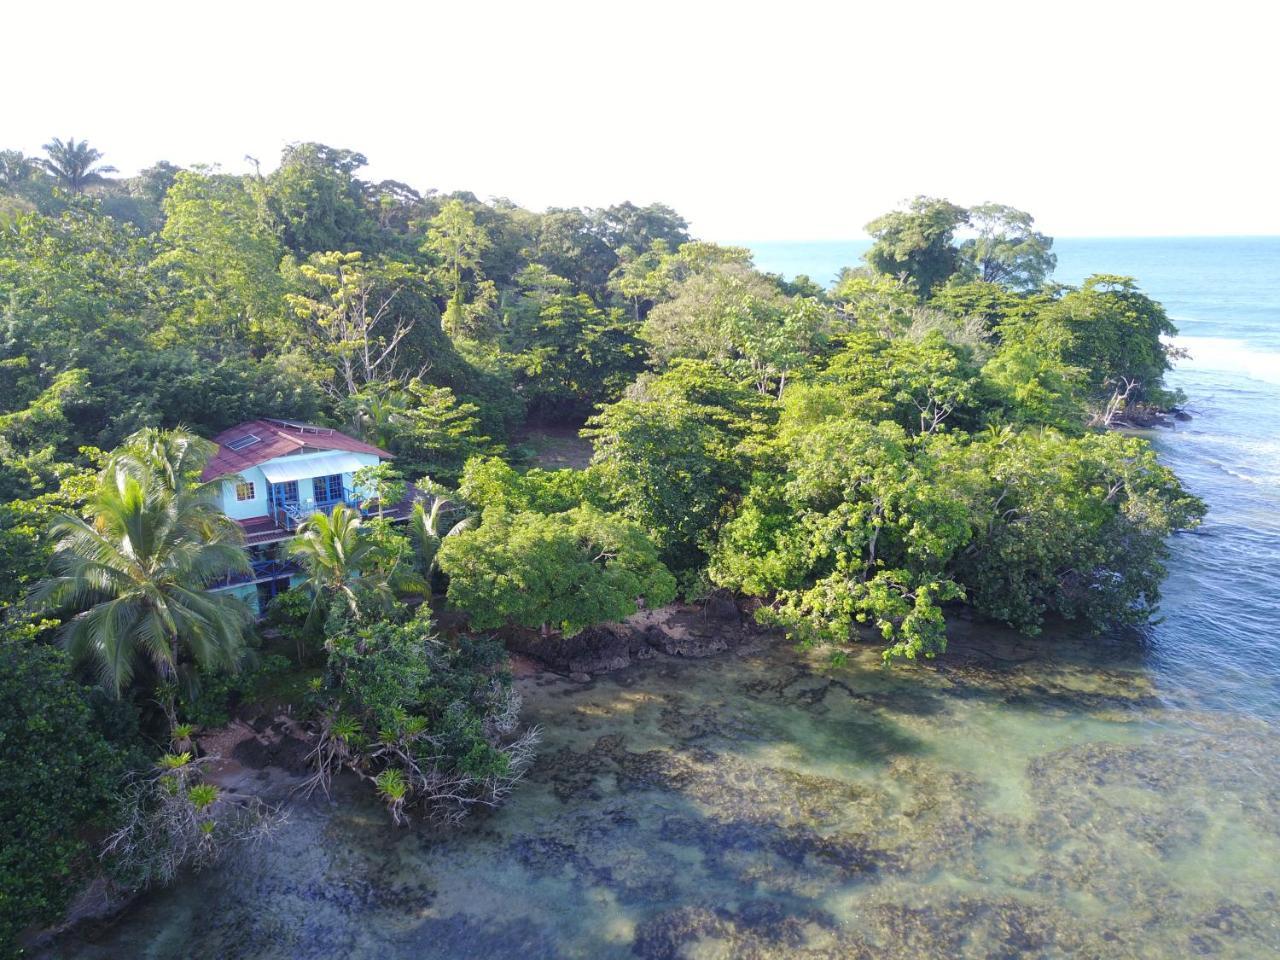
[504,594,760,682]
[34,597,761,953]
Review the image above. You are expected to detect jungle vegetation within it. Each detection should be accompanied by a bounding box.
[0,142,1202,949]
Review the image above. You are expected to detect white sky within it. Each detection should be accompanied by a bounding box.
[6,0,1278,241]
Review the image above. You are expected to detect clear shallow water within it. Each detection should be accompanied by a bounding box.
[52,239,1280,958]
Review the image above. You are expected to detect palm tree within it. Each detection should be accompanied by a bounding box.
[38,137,117,194]
[408,481,472,582]
[116,427,220,494]
[289,504,390,634]
[343,384,408,450]
[32,430,252,726]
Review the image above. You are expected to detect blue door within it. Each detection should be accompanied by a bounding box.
[273,480,300,507]
[312,474,344,507]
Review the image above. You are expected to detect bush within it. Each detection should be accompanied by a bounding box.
[177,653,293,728]
[307,609,538,823]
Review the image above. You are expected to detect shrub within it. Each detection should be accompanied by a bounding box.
[306,609,538,824]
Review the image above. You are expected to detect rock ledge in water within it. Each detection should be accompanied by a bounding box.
[505,601,759,678]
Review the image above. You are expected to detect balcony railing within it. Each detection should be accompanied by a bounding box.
[211,557,301,591]
[268,484,363,532]
[253,482,418,539]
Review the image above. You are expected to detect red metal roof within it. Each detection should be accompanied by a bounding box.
[202,419,391,481]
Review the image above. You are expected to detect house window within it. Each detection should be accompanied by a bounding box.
[235,481,256,502]
[313,474,344,504]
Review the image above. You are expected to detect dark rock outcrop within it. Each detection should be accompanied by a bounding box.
[505,622,652,676]
[504,602,761,678]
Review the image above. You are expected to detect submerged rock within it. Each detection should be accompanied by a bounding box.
[43,612,1280,960]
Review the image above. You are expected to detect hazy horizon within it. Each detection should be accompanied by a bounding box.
[10,1,1278,241]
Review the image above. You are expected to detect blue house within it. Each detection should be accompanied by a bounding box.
[202,419,411,614]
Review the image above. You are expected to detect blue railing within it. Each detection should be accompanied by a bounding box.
[264,481,410,533]
[314,485,363,514]
[212,557,300,590]
[268,482,363,532]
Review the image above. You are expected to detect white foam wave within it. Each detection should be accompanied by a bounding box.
[1169,336,1280,385]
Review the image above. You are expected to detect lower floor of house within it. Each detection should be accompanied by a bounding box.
[211,541,303,617]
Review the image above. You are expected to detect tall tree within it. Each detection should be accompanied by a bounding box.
[641,262,839,395]
[957,203,1056,290]
[0,202,155,380]
[38,137,117,194]
[608,241,674,321]
[263,142,375,255]
[863,196,968,297]
[591,201,690,254]
[527,207,617,296]
[154,170,288,351]
[0,149,34,189]
[424,199,491,337]
[285,251,430,401]
[505,291,645,421]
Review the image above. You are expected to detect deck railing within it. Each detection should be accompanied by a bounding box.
[212,557,300,590]
[268,484,364,532]
[259,482,416,535]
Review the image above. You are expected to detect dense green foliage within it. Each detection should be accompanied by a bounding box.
[438,503,676,636]
[31,430,253,709]
[0,137,1205,932]
[306,607,537,824]
[584,361,769,570]
[0,642,128,950]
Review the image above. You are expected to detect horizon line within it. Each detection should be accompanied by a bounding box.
[727,233,1280,245]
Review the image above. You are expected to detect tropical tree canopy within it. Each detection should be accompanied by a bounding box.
[31,429,251,699]
[437,504,676,637]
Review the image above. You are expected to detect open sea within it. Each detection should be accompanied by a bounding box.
[51,238,1280,959]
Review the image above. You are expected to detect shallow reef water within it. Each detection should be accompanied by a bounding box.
[52,621,1280,959]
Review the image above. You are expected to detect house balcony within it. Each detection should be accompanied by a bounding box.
[266,489,365,533]
[237,486,420,546]
[210,556,302,591]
